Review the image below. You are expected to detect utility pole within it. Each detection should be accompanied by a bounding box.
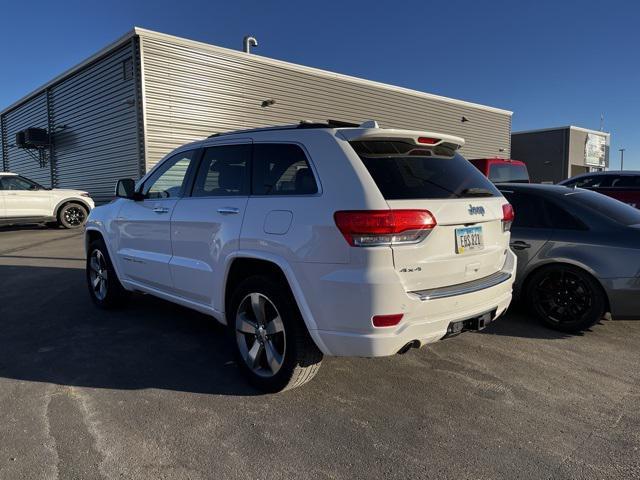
[619,148,625,171]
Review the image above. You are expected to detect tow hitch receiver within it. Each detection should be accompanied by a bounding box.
[443,310,495,339]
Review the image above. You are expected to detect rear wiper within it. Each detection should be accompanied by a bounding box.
[460,188,494,197]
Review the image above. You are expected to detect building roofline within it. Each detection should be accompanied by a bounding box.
[1,29,137,116]
[134,27,512,116]
[2,27,513,118]
[512,126,610,137]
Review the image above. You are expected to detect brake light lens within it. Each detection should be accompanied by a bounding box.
[372,314,404,328]
[417,137,439,145]
[502,203,514,232]
[334,210,436,246]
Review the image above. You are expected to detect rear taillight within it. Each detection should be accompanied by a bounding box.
[334,210,436,247]
[502,203,514,232]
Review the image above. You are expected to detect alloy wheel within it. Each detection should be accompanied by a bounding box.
[235,293,286,377]
[64,206,86,226]
[88,250,108,301]
[532,268,592,324]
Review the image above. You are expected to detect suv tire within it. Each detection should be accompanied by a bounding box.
[228,275,323,392]
[86,238,128,309]
[526,264,605,333]
[59,202,88,229]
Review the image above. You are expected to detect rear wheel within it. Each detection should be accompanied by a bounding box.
[86,239,128,309]
[526,264,605,332]
[59,202,88,229]
[228,275,323,392]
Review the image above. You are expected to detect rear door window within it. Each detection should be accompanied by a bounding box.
[252,144,318,195]
[350,141,500,200]
[500,191,550,228]
[192,144,251,197]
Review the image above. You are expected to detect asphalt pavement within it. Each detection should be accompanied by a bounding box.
[0,226,638,479]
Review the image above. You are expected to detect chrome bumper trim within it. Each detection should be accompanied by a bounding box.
[410,253,515,301]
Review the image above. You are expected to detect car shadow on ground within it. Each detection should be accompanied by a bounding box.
[0,263,582,397]
[0,264,258,397]
[0,223,52,232]
[480,304,592,339]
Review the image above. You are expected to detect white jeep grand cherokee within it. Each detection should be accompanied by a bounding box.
[85,121,516,391]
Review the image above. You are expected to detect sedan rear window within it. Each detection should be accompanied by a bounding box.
[350,141,500,200]
[567,189,640,226]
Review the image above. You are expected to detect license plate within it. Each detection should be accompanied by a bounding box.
[455,226,483,254]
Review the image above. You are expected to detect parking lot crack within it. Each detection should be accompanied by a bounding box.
[43,386,61,480]
[46,386,107,479]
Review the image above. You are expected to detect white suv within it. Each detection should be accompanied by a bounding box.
[85,121,516,391]
[0,172,94,228]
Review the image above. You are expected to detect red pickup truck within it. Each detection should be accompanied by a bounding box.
[468,158,530,184]
[559,171,640,209]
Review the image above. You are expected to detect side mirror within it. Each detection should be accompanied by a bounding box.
[115,178,140,200]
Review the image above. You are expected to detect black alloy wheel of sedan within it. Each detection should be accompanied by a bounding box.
[526,264,606,333]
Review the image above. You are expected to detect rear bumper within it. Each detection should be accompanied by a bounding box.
[600,277,640,320]
[310,250,517,357]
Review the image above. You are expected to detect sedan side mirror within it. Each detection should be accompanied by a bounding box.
[115,178,141,200]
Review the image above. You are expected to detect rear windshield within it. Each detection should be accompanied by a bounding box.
[488,163,529,183]
[350,141,500,200]
[567,189,640,226]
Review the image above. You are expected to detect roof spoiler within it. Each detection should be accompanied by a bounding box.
[338,125,465,150]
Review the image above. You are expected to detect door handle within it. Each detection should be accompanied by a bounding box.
[153,207,170,214]
[7,193,18,196]
[510,241,531,250]
[217,207,240,215]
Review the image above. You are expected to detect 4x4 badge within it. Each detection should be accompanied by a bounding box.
[468,205,485,216]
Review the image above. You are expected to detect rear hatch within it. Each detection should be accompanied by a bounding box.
[346,135,511,292]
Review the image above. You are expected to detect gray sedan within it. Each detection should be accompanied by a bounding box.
[497,183,640,332]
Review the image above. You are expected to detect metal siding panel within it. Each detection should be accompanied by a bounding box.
[141,36,511,169]
[51,43,140,203]
[3,93,51,186]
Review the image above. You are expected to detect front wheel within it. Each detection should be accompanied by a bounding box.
[228,276,323,392]
[526,264,606,333]
[86,239,128,309]
[59,202,88,229]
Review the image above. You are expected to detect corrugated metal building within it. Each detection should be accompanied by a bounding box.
[512,126,610,183]
[1,28,513,203]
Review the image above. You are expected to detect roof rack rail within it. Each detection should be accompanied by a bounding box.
[207,119,367,138]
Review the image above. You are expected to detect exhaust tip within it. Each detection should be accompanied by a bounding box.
[397,340,420,355]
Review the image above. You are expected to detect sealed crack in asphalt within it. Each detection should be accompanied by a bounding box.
[45,386,106,480]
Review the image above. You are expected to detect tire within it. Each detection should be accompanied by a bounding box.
[86,239,128,309]
[526,264,606,333]
[58,202,88,229]
[228,275,323,392]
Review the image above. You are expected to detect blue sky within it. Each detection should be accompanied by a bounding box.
[1,0,637,169]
